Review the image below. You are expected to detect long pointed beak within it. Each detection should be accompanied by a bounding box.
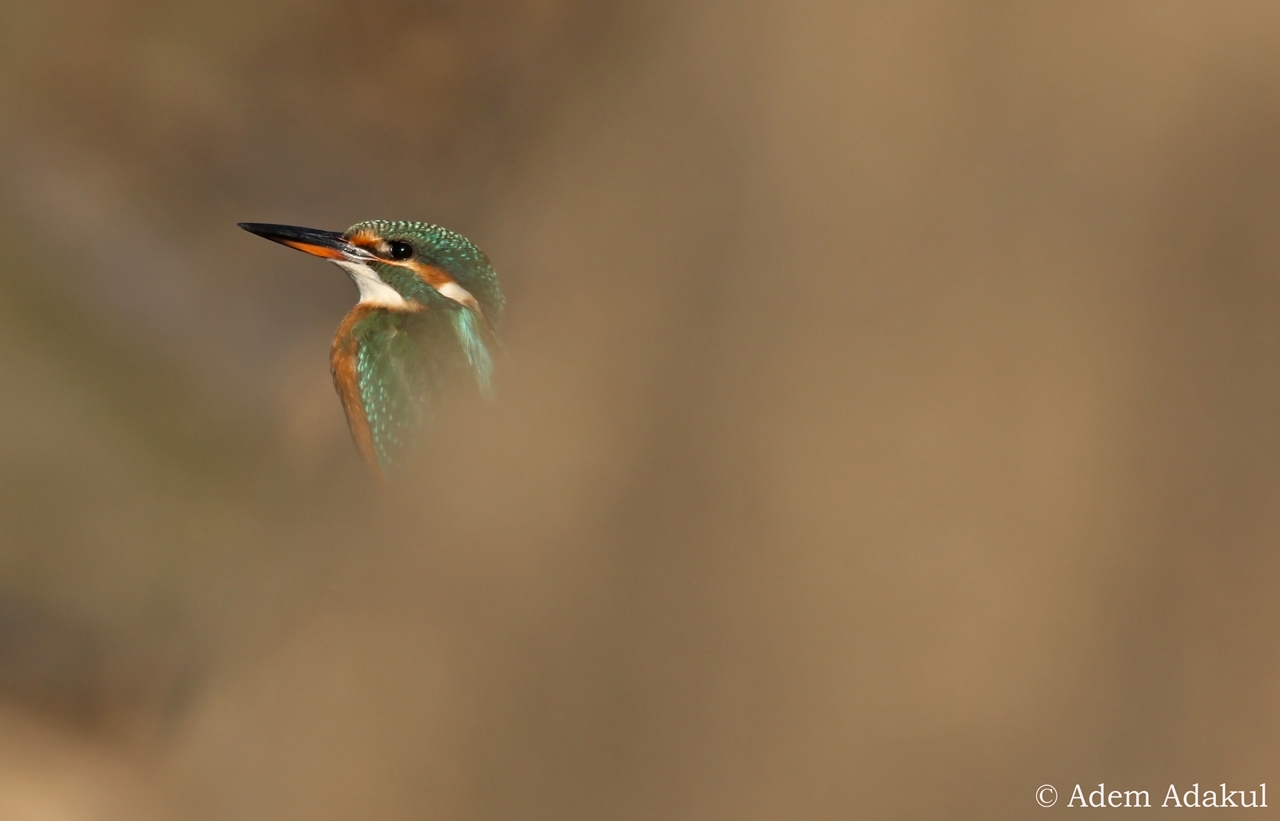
[238,222,369,261]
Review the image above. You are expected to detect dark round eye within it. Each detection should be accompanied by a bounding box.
[387,240,414,260]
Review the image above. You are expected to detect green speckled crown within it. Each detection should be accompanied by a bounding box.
[346,219,505,323]
[239,217,505,479]
[343,220,503,474]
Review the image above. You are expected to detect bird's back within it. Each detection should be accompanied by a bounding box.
[240,218,503,478]
[331,305,481,475]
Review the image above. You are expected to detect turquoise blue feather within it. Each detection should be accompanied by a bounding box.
[346,219,505,323]
[451,308,497,398]
[339,221,503,473]
[241,217,503,476]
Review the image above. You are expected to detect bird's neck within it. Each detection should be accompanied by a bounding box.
[331,259,412,309]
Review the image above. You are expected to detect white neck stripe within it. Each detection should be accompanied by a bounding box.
[435,280,481,312]
[332,260,411,309]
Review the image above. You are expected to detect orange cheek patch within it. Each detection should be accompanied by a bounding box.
[406,260,454,288]
[406,261,483,313]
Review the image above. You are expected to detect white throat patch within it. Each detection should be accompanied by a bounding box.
[332,260,410,309]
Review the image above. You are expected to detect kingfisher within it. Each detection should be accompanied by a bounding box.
[239,220,503,479]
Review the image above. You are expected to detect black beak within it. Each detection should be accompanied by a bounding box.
[238,222,363,261]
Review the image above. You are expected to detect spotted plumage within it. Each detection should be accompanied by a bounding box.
[240,219,503,478]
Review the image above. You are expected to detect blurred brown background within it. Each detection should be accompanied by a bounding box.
[0,1,1278,818]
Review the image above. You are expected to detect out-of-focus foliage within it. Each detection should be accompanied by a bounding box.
[1,2,1280,819]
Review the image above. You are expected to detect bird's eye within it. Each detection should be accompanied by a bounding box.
[387,240,414,260]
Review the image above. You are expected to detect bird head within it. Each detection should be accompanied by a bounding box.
[238,219,504,324]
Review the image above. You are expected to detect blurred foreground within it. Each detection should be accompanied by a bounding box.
[1,2,1279,819]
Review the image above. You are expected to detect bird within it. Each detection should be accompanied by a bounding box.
[239,220,503,479]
